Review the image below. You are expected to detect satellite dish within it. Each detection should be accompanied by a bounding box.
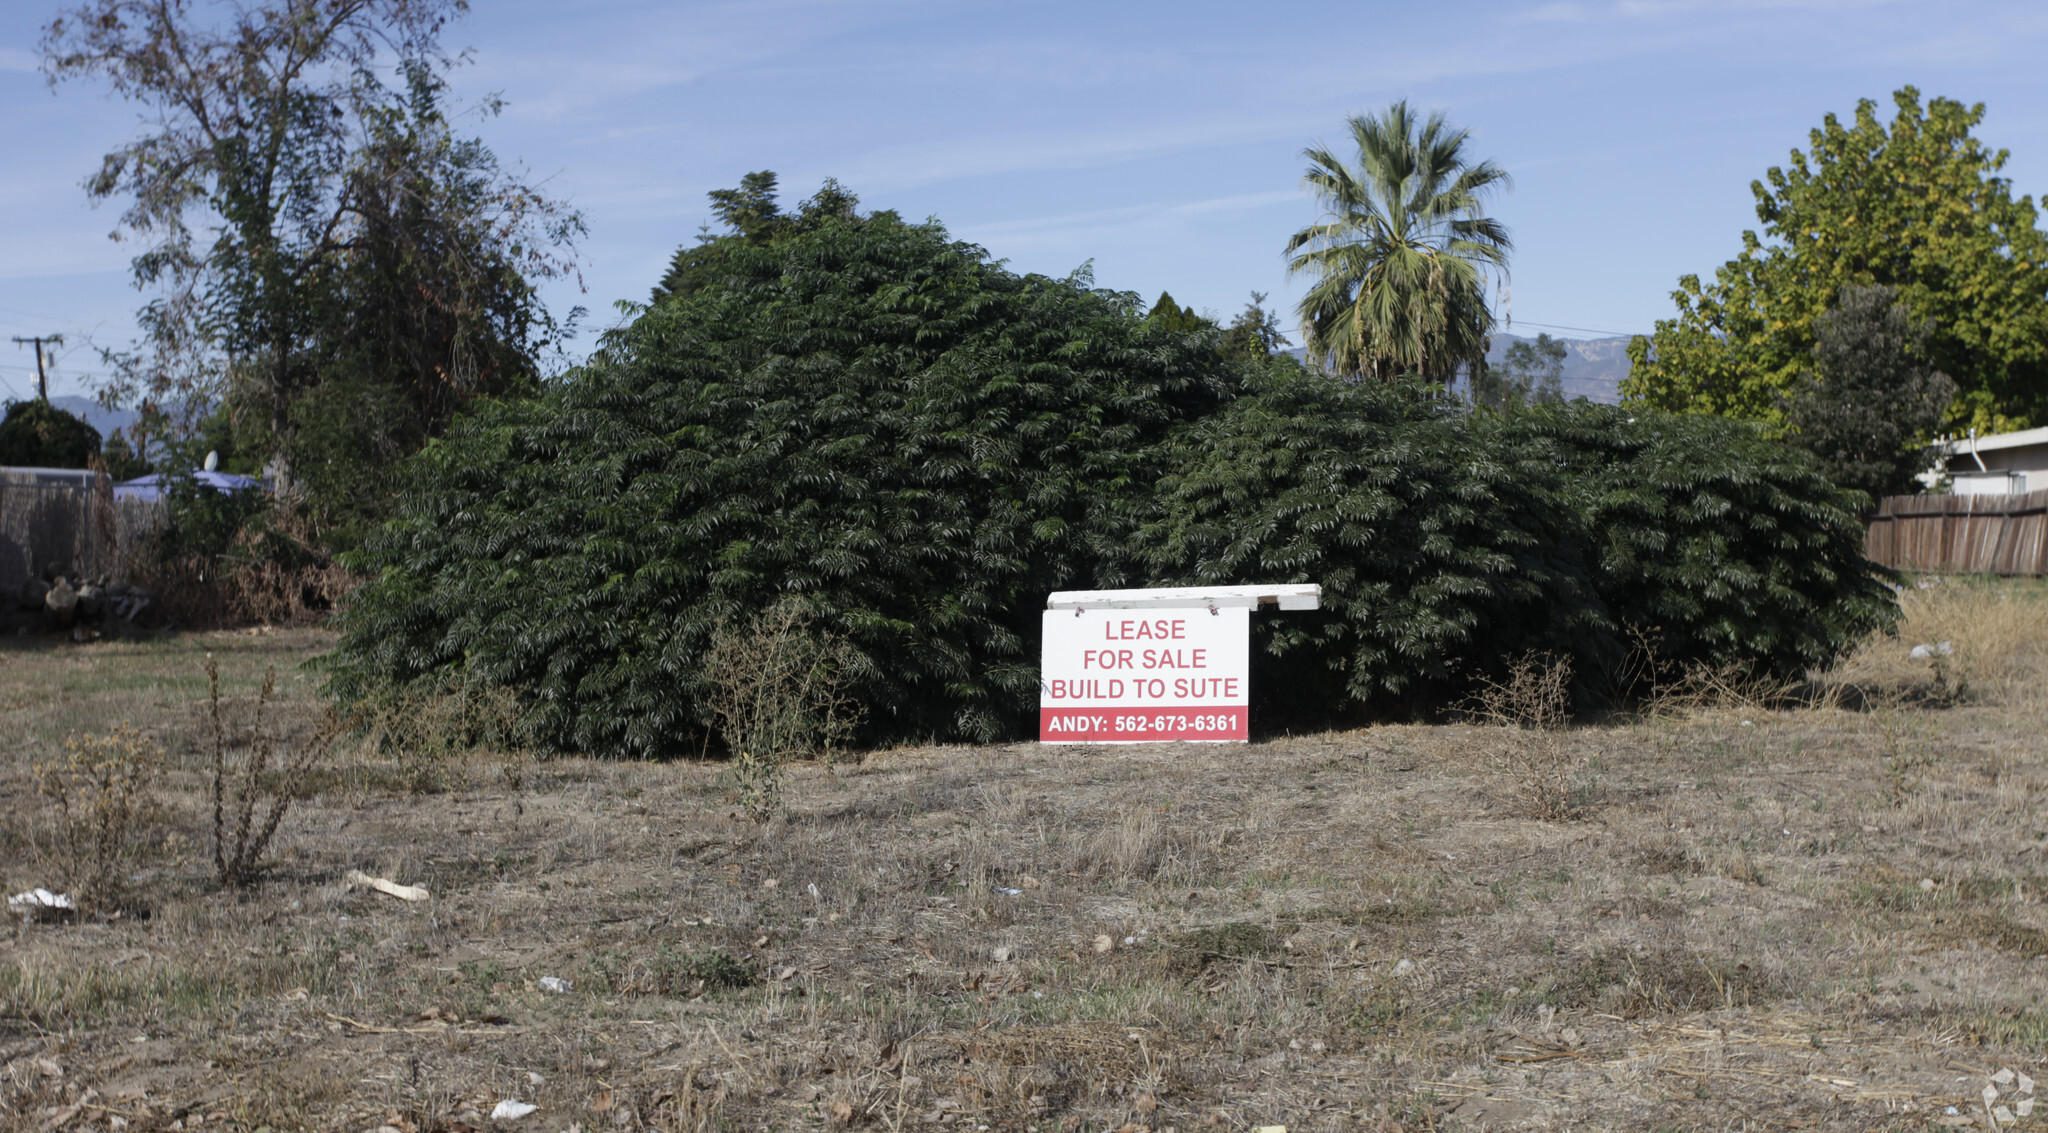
[203,450,219,472]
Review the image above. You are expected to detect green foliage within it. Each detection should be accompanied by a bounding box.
[45,1,580,540]
[1500,405,1899,681]
[1624,87,2048,432]
[1219,292,1292,364]
[0,399,101,468]
[651,172,860,302]
[1107,380,1893,720]
[1099,368,1609,721]
[1780,285,1956,502]
[100,429,150,480]
[1471,333,1566,412]
[327,197,1237,757]
[1287,102,1512,381]
[1145,292,1214,335]
[330,177,1897,755]
[284,60,578,542]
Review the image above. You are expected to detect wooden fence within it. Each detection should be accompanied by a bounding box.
[1,467,165,594]
[1864,490,2048,575]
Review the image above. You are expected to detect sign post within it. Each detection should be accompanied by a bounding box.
[1038,584,1320,744]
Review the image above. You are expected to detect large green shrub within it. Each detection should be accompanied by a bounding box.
[0,399,101,468]
[1495,404,1898,681]
[326,207,1236,757]
[1097,366,1612,724]
[327,195,1897,756]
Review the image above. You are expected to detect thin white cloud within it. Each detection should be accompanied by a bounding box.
[1515,0,1904,21]
[956,191,1302,257]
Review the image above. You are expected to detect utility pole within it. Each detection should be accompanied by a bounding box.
[10,335,61,401]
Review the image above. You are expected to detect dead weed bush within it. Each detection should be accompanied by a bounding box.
[130,510,358,629]
[206,655,337,887]
[1869,694,1946,807]
[1467,652,1584,820]
[343,679,531,794]
[703,598,862,822]
[30,725,167,913]
[1614,625,1808,716]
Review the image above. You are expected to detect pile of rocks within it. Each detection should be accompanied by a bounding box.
[15,564,154,640]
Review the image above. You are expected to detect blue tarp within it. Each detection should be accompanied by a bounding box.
[114,470,265,502]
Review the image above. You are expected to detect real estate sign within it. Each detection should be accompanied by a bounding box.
[1039,606,1250,742]
[1037,584,1320,744]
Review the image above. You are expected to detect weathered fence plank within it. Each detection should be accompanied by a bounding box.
[1,467,165,593]
[1865,490,2048,575]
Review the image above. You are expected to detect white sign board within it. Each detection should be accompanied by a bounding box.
[1039,606,1250,742]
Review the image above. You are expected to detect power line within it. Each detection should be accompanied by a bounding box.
[1505,320,1639,338]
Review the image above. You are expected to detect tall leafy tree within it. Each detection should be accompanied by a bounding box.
[1285,102,1512,382]
[1780,285,1956,502]
[1624,87,2048,431]
[1219,292,1292,364]
[42,0,581,507]
[1144,292,1212,335]
[1471,332,1566,412]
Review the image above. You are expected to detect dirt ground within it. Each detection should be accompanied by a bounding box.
[3,580,2046,1133]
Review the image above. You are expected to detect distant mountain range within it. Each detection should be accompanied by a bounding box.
[1283,333,1636,404]
[1486,333,1633,405]
[31,336,1638,439]
[43,395,143,442]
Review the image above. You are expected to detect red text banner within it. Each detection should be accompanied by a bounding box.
[1039,707,1248,742]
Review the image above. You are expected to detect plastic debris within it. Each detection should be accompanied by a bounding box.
[7,889,75,923]
[1909,641,1955,659]
[539,976,571,993]
[995,887,1023,896]
[490,1100,538,1121]
[344,869,429,902]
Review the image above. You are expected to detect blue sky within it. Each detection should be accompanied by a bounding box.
[3,0,2046,402]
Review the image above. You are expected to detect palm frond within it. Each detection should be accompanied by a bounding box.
[1287,101,1512,381]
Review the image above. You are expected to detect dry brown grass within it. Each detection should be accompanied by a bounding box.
[1,583,2046,1132]
[1835,575,2048,706]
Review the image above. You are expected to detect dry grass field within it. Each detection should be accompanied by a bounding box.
[3,579,2047,1132]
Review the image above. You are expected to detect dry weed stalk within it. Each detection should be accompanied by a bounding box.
[1615,624,1808,717]
[32,725,165,911]
[1870,694,1942,808]
[1469,652,1581,820]
[206,655,336,886]
[348,680,530,794]
[703,598,863,822]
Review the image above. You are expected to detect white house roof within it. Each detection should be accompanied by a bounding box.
[1941,426,2048,455]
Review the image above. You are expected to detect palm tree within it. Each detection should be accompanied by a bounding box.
[1286,102,1512,382]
